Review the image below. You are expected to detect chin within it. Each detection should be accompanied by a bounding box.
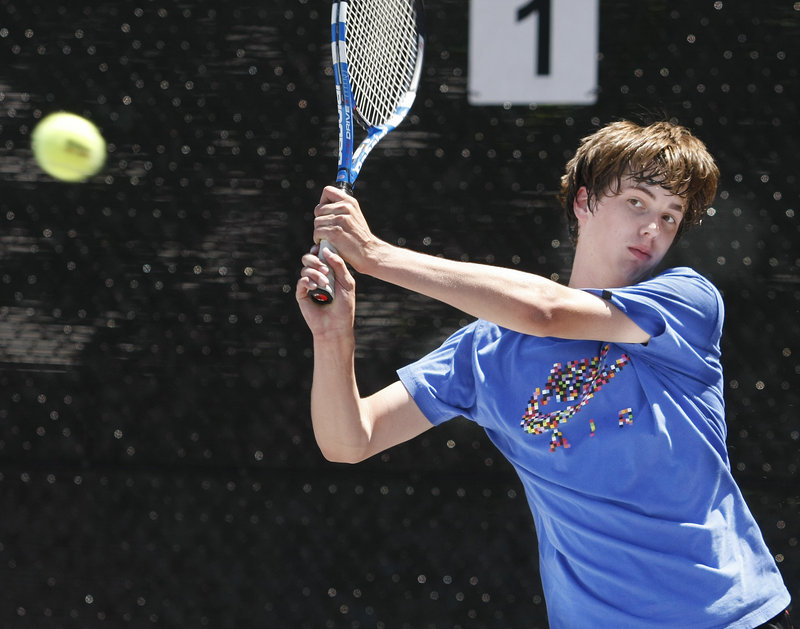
[620,265,655,287]
[632,267,657,285]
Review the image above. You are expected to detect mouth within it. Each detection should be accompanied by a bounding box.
[628,246,652,261]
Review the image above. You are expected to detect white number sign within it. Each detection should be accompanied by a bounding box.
[468,0,599,105]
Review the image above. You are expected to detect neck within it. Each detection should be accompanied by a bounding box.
[568,245,602,288]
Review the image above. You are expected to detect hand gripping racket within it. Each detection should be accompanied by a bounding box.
[309,0,426,304]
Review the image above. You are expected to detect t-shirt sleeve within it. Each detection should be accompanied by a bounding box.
[397,320,486,426]
[584,267,724,372]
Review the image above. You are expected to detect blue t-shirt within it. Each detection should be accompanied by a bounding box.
[398,267,790,628]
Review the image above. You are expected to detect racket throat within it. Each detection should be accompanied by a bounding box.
[334,180,354,195]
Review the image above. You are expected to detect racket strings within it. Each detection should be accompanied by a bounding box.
[346,0,421,127]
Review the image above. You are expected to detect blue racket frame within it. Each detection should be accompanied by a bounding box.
[331,0,424,189]
[309,0,424,304]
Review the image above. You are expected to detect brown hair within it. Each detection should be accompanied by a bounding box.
[559,120,719,242]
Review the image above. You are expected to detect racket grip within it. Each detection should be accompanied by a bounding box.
[309,182,353,304]
[308,238,337,305]
[308,181,353,304]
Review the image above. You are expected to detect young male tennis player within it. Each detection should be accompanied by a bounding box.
[297,120,793,628]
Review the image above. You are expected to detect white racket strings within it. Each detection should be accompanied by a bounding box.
[346,0,421,127]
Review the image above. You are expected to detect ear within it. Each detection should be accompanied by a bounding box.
[573,186,592,225]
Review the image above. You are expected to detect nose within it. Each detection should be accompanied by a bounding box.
[641,219,659,238]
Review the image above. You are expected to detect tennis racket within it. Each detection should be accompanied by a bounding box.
[309,0,426,304]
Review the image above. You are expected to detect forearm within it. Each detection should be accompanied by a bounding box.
[309,332,372,463]
[298,232,435,464]
[360,240,564,336]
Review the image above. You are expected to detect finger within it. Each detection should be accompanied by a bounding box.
[314,200,345,219]
[312,221,346,250]
[322,184,349,202]
[301,251,328,270]
[313,212,336,228]
[296,276,318,301]
[317,245,342,268]
[317,186,343,210]
[315,188,357,218]
[321,248,356,292]
[313,215,343,245]
[300,265,330,289]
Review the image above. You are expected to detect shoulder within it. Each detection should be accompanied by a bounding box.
[641,267,724,315]
[592,266,723,320]
[596,267,723,346]
[645,266,716,290]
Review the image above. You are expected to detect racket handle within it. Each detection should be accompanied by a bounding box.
[308,181,353,305]
[309,239,337,304]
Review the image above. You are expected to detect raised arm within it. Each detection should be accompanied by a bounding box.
[297,245,433,463]
[312,186,649,344]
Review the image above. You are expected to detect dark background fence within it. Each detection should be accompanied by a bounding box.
[0,1,797,627]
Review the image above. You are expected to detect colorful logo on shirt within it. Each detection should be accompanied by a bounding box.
[521,344,630,451]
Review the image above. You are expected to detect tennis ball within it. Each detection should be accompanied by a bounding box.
[31,112,106,182]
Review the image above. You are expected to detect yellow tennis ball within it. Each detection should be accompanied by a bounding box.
[31,112,106,182]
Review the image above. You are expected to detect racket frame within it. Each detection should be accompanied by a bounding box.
[333,0,425,188]
[310,0,425,304]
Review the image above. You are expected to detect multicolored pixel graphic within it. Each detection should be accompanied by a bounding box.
[521,344,630,451]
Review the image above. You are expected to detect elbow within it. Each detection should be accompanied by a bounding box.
[315,439,368,465]
[526,306,557,336]
[523,285,575,337]
[310,403,375,464]
[516,295,561,337]
[319,449,362,465]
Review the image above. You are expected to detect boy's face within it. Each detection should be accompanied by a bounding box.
[574,178,686,287]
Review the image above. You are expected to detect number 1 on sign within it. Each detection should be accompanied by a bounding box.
[468,0,598,105]
[517,0,551,76]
